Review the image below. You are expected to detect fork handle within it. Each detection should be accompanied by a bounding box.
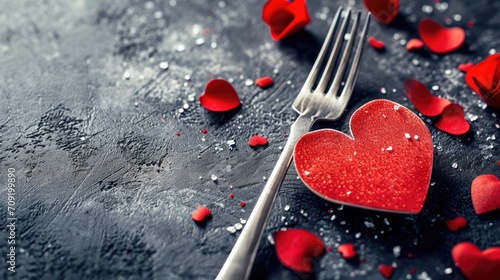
[216,115,313,280]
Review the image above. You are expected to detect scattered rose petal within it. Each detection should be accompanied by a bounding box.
[229,193,234,199]
[201,129,207,134]
[434,103,470,135]
[445,217,467,232]
[378,264,395,279]
[239,201,246,207]
[451,242,500,280]
[465,54,500,109]
[403,79,451,117]
[363,0,399,25]
[406,39,424,51]
[191,206,211,222]
[338,244,357,259]
[262,0,310,41]
[458,62,474,73]
[256,76,274,88]
[294,100,433,214]
[418,18,465,54]
[273,229,324,273]
[199,79,241,112]
[368,37,385,50]
[248,135,268,147]
[471,174,500,215]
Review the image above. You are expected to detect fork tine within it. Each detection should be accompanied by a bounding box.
[314,9,351,94]
[326,10,361,97]
[337,12,371,105]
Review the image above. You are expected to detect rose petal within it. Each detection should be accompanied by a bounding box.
[451,242,500,280]
[338,243,357,259]
[248,135,268,147]
[191,206,211,222]
[378,264,395,279]
[255,76,274,89]
[418,18,465,54]
[471,174,500,215]
[406,39,424,51]
[458,62,474,73]
[273,229,324,273]
[403,79,451,117]
[445,217,467,232]
[434,103,470,135]
[363,0,399,25]
[262,0,310,41]
[465,54,500,109]
[368,37,386,50]
[199,79,241,112]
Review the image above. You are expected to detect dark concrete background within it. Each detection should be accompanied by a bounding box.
[0,0,499,279]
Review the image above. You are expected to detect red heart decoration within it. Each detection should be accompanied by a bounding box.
[378,264,395,279]
[471,174,500,215]
[368,37,385,51]
[406,38,424,51]
[337,243,357,259]
[248,135,268,147]
[255,76,274,89]
[418,18,465,54]
[458,62,475,73]
[434,103,470,135]
[403,79,451,117]
[363,0,399,25]
[294,99,433,214]
[445,217,467,232]
[191,206,211,222]
[262,0,310,41]
[273,229,324,273]
[451,242,500,280]
[465,54,500,109]
[199,79,241,112]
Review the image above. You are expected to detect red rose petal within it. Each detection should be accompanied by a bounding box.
[191,206,211,222]
[363,0,399,25]
[294,100,433,214]
[262,0,310,41]
[471,174,500,215]
[418,18,465,54]
[248,135,268,147]
[378,264,395,279]
[406,39,424,51]
[458,62,474,73]
[451,242,500,280]
[434,103,470,135]
[368,37,386,51]
[273,229,324,273]
[465,54,500,109]
[199,79,241,112]
[403,79,451,117]
[255,76,274,88]
[338,243,357,259]
[445,217,467,232]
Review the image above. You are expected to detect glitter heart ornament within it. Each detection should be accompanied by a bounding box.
[199,79,241,112]
[418,18,465,54]
[294,100,433,214]
[262,0,310,41]
[471,174,500,215]
[451,242,500,280]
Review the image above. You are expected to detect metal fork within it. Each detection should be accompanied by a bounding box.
[216,7,370,280]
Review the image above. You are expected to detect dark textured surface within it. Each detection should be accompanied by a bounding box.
[1,0,499,279]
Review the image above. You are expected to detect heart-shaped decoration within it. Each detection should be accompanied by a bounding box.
[248,135,268,147]
[294,99,433,214]
[378,264,395,279]
[363,0,399,25]
[199,79,241,112]
[418,18,465,54]
[451,242,500,280]
[434,103,470,135]
[337,243,357,259]
[445,217,467,232]
[471,174,500,215]
[368,37,385,51]
[262,0,310,41]
[403,79,451,117]
[255,76,274,89]
[406,38,424,51]
[191,206,211,222]
[273,229,324,273]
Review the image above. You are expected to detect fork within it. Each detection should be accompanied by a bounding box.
[216,7,370,280]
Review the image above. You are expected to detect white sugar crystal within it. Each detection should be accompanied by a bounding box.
[444,268,453,274]
[211,174,218,181]
[159,61,169,69]
[284,205,290,211]
[405,133,411,139]
[226,226,236,233]
[452,163,458,169]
